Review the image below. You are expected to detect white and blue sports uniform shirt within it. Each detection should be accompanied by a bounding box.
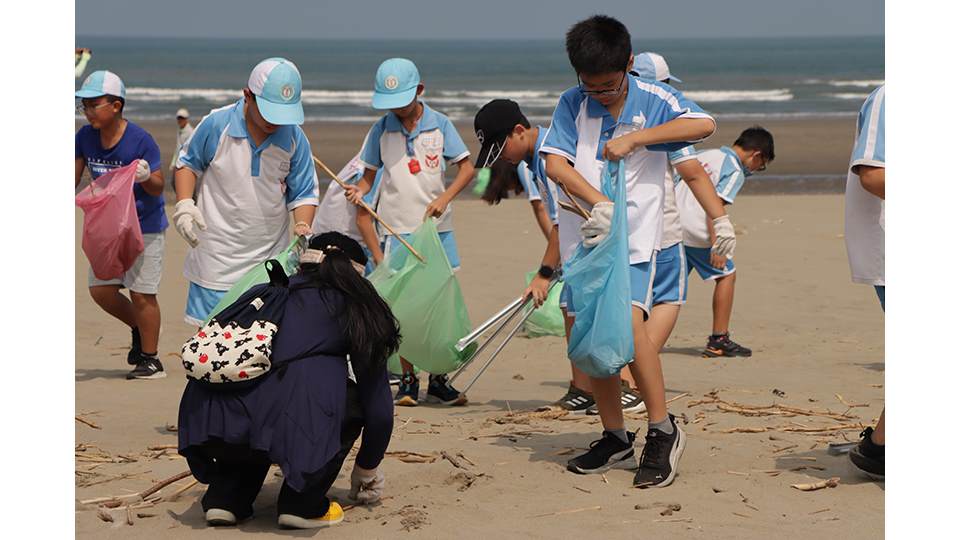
[844,85,885,286]
[519,125,560,224]
[359,102,470,234]
[517,162,541,202]
[313,150,384,242]
[177,98,320,289]
[661,145,699,248]
[673,146,746,248]
[540,75,715,264]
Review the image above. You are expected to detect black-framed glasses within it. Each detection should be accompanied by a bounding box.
[577,71,627,97]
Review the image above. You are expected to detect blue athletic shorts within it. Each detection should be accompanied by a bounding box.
[875,285,885,311]
[652,242,687,305]
[185,282,227,327]
[382,230,460,270]
[559,258,657,317]
[685,246,736,280]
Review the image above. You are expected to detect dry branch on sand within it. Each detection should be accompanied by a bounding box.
[791,477,840,491]
[385,451,438,463]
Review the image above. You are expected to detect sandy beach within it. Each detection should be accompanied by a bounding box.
[75,154,884,540]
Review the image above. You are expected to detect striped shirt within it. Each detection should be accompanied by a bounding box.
[844,85,885,286]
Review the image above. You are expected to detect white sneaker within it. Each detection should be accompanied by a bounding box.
[205,508,237,526]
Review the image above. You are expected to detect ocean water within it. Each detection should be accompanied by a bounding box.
[76,36,883,123]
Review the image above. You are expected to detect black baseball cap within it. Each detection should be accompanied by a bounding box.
[474,99,528,168]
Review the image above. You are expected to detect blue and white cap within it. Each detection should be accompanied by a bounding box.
[76,70,126,99]
[372,58,420,110]
[247,57,304,125]
[633,52,682,84]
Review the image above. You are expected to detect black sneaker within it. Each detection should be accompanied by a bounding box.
[126,327,142,365]
[849,427,884,480]
[553,383,595,414]
[633,414,686,488]
[426,374,468,406]
[394,373,419,407]
[566,431,637,474]
[703,332,752,358]
[586,382,646,415]
[389,373,402,386]
[126,355,167,380]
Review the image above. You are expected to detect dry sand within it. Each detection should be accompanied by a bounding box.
[75,186,884,537]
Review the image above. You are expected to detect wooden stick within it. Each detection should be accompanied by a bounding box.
[139,470,192,500]
[164,479,199,502]
[312,155,425,263]
[75,415,101,429]
[556,182,591,219]
[530,505,601,518]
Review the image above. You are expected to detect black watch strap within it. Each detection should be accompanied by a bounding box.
[537,265,555,279]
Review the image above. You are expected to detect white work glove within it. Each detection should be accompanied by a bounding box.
[134,159,151,183]
[349,466,384,504]
[711,215,736,259]
[580,202,614,248]
[173,199,206,248]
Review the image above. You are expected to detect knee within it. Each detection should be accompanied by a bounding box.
[130,292,158,308]
[88,286,113,305]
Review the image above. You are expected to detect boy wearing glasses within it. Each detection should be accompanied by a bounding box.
[673,127,775,358]
[75,70,169,380]
[541,15,728,488]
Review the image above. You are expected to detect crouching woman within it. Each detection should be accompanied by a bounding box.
[177,232,400,529]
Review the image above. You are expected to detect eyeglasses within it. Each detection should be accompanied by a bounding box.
[753,153,768,172]
[76,101,112,115]
[577,72,627,97]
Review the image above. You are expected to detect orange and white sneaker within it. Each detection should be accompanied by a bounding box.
[278,501,344,529]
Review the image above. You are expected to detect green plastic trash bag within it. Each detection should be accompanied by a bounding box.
[203,237,305,325]
[368,219,476,375]
[521,271,566,338]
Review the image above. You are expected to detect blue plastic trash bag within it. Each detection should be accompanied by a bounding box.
[563,160,635,378]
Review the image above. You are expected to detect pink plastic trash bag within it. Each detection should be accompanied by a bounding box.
[75,162,144,280]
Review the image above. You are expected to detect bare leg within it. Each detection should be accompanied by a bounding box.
[89,285,136,328]
[624,307,668,423]
[129,292,161,354]
[872,409,885,445]
[646,304,681,352]
[712,272,736,335]
[589,375,626,430]
[564,309,593,393]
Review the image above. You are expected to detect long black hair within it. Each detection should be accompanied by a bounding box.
[297,232,401,369]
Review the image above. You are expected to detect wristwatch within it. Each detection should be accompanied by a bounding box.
[537,265,555,279]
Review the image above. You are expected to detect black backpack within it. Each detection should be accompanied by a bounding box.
[180,260,290,389]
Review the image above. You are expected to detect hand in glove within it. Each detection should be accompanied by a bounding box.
[349,466,385,504]
[134,159,151,183]
[580,202,614,248]
[173,199,206,248]
[711,215,736,260]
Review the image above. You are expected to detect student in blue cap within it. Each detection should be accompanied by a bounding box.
[75,70,169,380]
[345,57,476,407]
[173,58,320,327]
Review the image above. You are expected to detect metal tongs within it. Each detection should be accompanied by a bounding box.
[448,277,561,394]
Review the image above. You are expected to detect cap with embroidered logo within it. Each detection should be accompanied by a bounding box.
[473,99,527,169]
[632,52,682,84]
[247,57,304,125]
[76,70,126,99]
[372,58,421,110]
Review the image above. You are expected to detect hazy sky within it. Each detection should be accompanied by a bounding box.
[77,0,884,40]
